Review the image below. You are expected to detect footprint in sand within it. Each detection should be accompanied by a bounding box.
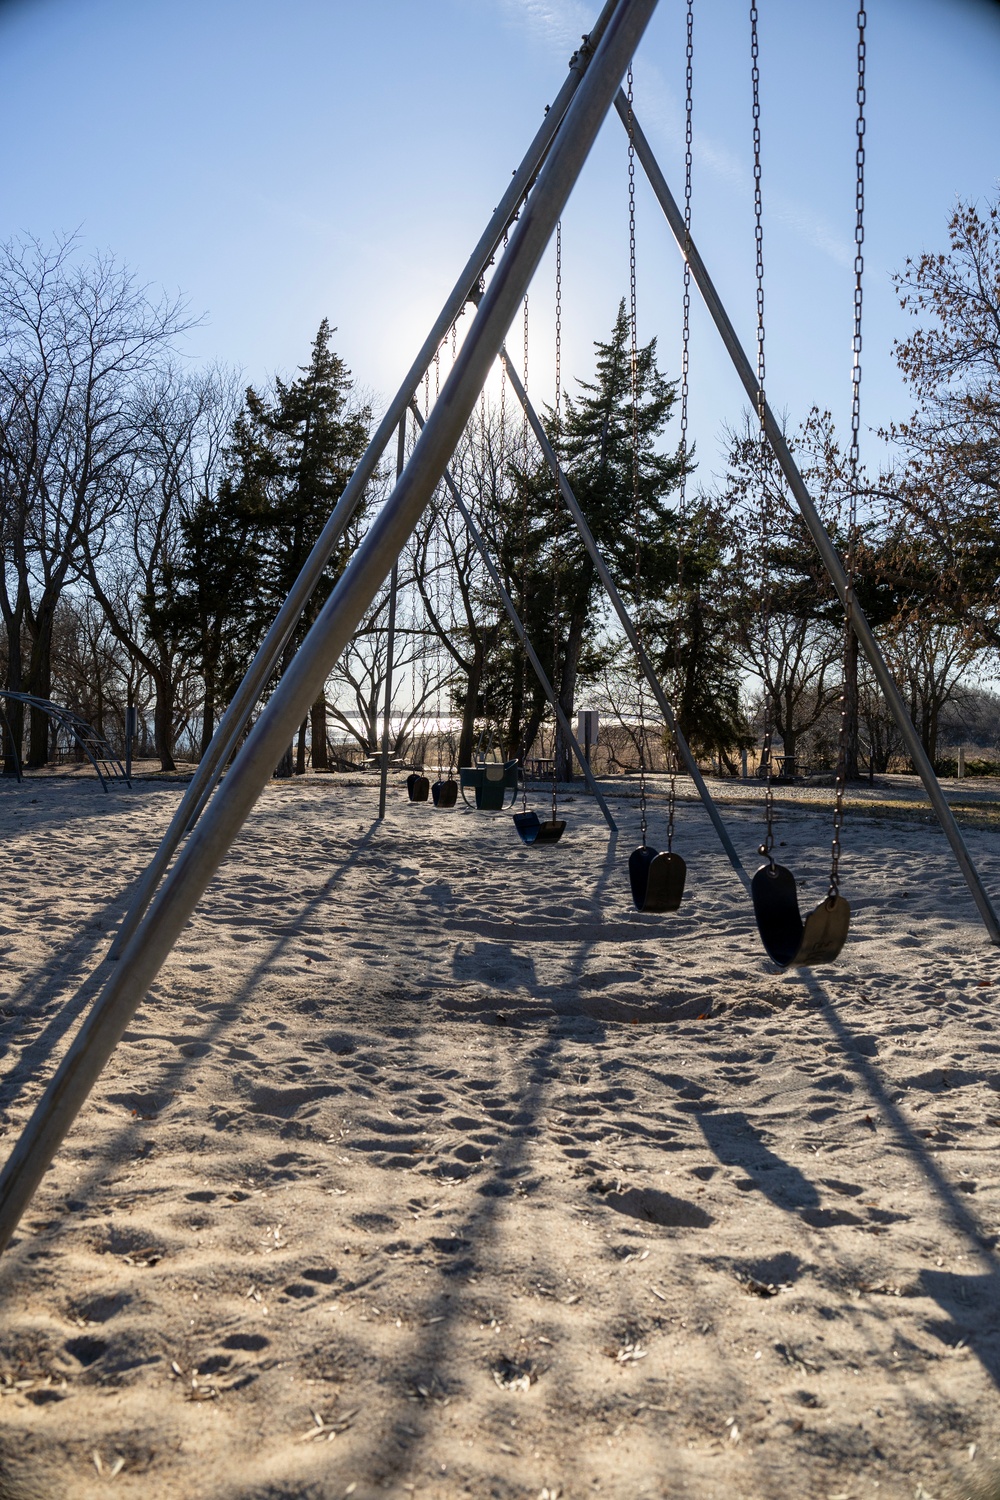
[597,1185,713,1229]
[64,1334,108,1366]
[222,1333,269,1352]
[351,1211,398,1232]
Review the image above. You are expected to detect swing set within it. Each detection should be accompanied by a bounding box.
[391,3,859,965]
[1,0,997,1260]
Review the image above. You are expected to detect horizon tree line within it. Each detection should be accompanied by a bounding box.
[2,200,999,781]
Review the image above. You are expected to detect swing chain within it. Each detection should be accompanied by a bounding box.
[551,218,563,813]
[551,222,563,814]
[519,293,531,812]
[668,0,694,855]
[555,220,563,423]
[550,462,561,823]
[751,0,776,866]
[829,3,866,899]
[751,3,765,408]
[626,66,647,845]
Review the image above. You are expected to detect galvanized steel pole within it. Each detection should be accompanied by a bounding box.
[378,417,408,819]
[377,563,399,818]
[619,94,1000,944]
[105,0,625,960]
[499,351,748,889]
[0,0,658,1254]
[410,401,618,834]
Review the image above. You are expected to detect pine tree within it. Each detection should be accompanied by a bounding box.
[167,472,263,757]
[513,301,686,775]
[232,320,371,774]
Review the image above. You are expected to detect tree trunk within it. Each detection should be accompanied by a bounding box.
[2,625,24,777]
[26,611,54,767]
[506,651,525,760]
[296,717,308,775]
[458,644,485,768]
[274,641,297,777]
[152,670,177,772]
[556,612,585,780]
[519,680,546,763]
[926,699,940,766]
[2,697,23,778]
[311,694,328,770]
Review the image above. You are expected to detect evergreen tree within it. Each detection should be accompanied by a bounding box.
[167,472,262,757]
[164,321,371,770]
[511,301,687,775]
[229,320,371,773]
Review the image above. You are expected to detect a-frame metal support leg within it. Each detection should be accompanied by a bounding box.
[0,0,657,1254]
[618,93,1000,946]
[498,351,748,890]
[409,401,618,835]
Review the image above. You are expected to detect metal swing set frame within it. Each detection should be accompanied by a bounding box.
[0,0,997,1256]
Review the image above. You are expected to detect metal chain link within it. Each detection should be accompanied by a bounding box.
[667,0,695,856]
[626,66,648,845]
[751,3,765,411]
[829,4,866,899]
[549,226,562,817]
[549,422,562,824]
[555,220,562,423]
[500,231,508,434]
[517,289,531,810]
[751,0,776,866]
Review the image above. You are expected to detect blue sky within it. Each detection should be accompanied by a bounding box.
[1,0,999,487]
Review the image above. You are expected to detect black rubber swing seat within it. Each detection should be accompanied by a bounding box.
[406,772,430,803]
[751,862,850,967]
[432,778,458,809]
[513,810,566,845]
[629,844,686,912]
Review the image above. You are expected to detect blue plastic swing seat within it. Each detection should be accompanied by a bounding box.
[513,810,566,845]
[459,761,519,811]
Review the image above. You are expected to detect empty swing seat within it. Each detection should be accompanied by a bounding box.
[628,844,686,912]
[751,862,850,967]
[406,772,430,803]
[513,810,566,845]
[459,761,519,811]
[432,778,458,808]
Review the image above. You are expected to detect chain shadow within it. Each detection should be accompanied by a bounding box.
[282,822,626,1494]
[0,817,383,1281]
[696,1109,822,1214]
[797,968,1000,1389]
[314,1021,584,1499]
[0,898,142,1116]
[0,786,204,1086]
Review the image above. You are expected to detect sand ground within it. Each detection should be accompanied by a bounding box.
[0,769,998,1500]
